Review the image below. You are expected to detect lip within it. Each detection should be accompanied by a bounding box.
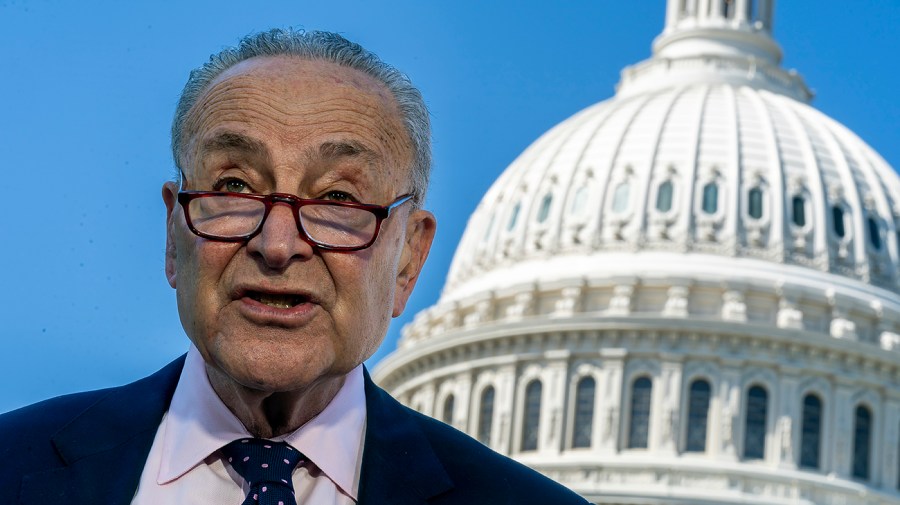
[231,284,321,327]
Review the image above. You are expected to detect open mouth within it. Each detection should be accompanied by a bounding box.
[246,291,309,309]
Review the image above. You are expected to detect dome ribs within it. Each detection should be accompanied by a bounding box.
[635,84,687,247]
[741,86,785,261]
[795,102,869,280]
[593,93,658,247]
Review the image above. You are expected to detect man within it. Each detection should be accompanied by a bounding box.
[0,29,588,504]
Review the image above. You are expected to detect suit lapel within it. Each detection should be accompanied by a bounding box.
[18,356,185,505]
[358,368,453,505]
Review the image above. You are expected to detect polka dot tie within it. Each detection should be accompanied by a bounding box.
[221,438,305,505]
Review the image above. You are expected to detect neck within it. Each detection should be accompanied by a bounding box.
[205,363,346,438]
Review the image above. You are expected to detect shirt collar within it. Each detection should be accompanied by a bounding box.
[159,345,367,499]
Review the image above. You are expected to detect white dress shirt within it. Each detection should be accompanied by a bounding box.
[131,346,366,504]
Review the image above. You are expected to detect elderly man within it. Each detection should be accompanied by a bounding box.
[0,29,587,505]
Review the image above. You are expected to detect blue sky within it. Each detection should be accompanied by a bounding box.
[1,1,898,413]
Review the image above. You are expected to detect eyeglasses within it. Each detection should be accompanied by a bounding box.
[177,191,413,251]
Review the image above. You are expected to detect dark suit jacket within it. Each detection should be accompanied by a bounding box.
[0,357,588,504]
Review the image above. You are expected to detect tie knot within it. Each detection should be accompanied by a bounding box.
[221,438,304,487]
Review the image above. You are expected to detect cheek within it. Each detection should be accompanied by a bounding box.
[175,231,240,312]
[331,249,397,328]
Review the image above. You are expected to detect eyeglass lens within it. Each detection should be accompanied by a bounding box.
[188,195,378,247]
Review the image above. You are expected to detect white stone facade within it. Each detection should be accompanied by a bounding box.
[374,1,900,503]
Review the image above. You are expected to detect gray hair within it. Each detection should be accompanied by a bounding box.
[171,28,431,207]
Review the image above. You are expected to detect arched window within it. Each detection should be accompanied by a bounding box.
[573,377,596,448]
[748,187,764,219]
[507,202,521,231]
[477,386,495,445]
[832,205,846,238]
[799,394,822,469]
[702,182,718,214]
[442,394,455,425]
[743,385,768,460]
[628,377,652,449]
[521,380,542,451]
[868,216,882,250]
[792,195,806,227]
[612,181,631,213]
[656,180,674,212]
[686,379,711,452]
[852,405,872,480]
[537,193,553,223]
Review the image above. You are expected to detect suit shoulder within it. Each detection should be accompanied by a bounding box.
[0,388,113,441]
[406,408,588,504]
[0,356,184,494]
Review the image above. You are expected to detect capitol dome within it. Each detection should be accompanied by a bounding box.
[376,1,900,504]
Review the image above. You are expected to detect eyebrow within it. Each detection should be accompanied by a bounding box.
[317,140,379,164]
[200,132,269,160]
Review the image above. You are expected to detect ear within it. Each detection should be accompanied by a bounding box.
[162,181,179,289]
[392,209,436,317]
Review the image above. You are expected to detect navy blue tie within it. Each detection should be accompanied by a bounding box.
[222,438,305,505]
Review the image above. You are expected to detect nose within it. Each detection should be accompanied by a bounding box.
[246,201,315,269]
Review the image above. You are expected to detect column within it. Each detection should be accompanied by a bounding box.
[735,0,749,22]
[454,371,473,434]
[599,349,626,453]
[666,0,682,29]
[418,382,437,418]
[829,385,854,477]
[776,372,800,469]
[717,361,742,460]
[495,363,518,455]
[698,0,712,20]
[544,349,570,454]
[881,400,900,490]
[655,355,684,454]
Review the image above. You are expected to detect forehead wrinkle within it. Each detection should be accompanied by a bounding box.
[200,131,271,162]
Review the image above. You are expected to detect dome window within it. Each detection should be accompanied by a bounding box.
[612,182,631,214]
[477,387,495,446]
[748,187,764,219]
[656,180,674,213]
[867,216,882,250]
[521,380,542,452]
[537,193,553,224]
[628,377,652,449]
[507,203,521,231]
[800,394,822,469]
[572,376,596,449]
[791,195,807,227]
[852,405,872,480]
[832,206,847,238]
[570,186,589,215]
[702,182,719,214]
[685,379,711,452]
[743,385,768,460]
[442,394,455,425]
